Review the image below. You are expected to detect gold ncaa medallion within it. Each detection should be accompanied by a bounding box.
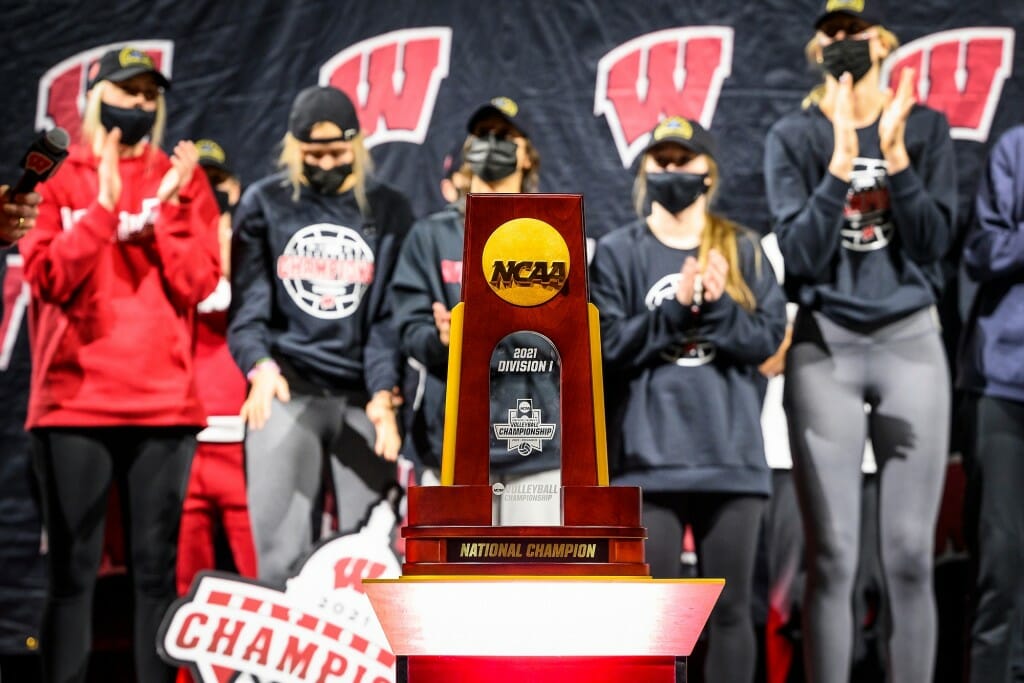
[482,217,570,307]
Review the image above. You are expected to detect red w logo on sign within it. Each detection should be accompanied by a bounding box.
[320,28,452,149]
[594,27,734,167]
[35,41,173,145]
[882,28,1015,142]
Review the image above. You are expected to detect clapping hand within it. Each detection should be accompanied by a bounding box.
[829,73,859,182]
[97,127,122,211]
[879,67,916,174]
[675,249,729,307]
[158,140,199,203]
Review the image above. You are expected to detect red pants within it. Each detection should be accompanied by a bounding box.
[176,442,256,595]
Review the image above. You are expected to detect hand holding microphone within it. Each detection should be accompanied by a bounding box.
[1,187,41,244]
[2,126,69,243]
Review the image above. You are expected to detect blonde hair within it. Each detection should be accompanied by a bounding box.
[81,80,166,155]
[634,156,759,311]
[278,129,373,212]
[802,25,900,108]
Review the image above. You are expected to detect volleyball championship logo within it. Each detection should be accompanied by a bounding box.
[493,398,557,457]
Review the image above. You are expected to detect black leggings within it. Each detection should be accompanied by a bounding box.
[963,394,1024,682]
[644,491,765,683]
[31,427,195,683]
[784,308,949,683]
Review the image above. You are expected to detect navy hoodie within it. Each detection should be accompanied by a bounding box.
[764,104,956,327]
[390,206,562,476]
[958,124,1024,403]
[590,219,786,495]
[228,172,412,396]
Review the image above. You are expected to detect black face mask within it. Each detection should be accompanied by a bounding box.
[214,188,233,215]
[646,171,709,214]
[821,38,874,83]
[100,103,156,146]
[465,134,519,183]
[303,162,352,195]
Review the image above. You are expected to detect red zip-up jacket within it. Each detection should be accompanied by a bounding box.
[19,143,221,428]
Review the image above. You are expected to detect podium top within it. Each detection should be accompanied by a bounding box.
[364,577,723,657]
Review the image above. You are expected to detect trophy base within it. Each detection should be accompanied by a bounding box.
[403,484,648,577]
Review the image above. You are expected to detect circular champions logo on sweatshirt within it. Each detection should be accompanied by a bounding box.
[482,218,569,307]
[276,223,375,319]
[841,157,894,252]
[645,273,716,367]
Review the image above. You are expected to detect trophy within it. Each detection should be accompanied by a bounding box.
[402,193,647,576]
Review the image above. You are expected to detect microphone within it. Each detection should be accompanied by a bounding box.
[9,127,70,197]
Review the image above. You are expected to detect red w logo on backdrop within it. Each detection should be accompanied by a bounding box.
[35,41,174,145]
[320,28,452,149]
[882,28,1015,142]
[594,27,734,168]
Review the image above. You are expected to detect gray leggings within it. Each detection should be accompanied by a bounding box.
[784,307,949,683]
[245,393,397,587]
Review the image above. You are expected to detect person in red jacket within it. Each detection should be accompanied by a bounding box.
[18,46,220,683]
[176,139,256,598]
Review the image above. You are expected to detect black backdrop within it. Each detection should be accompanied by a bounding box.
[0,0,1021,663]
[2,1,1022,235]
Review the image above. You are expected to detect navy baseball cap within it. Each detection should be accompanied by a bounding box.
[814,0,882,29]
[195,139,232,175]
[466,96,530,138]
[643,117,717,161]
[88,46,170,91]
[289,86,360,143]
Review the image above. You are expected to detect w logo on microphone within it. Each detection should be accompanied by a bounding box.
[594,27,734,167]
[320,28,452,148]
[35,41,173,145]
[881,28,1015,142]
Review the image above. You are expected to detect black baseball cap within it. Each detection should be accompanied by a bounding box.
[88,46,170,91]
[195,139,233,175]
[643,116,717,160]
[466,96,530,138]
[288,86,360,143]
[814,0,882,29]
